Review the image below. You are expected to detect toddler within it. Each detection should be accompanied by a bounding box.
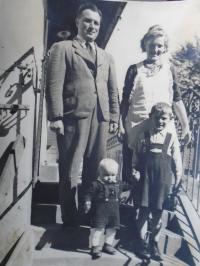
[84,158,127,259]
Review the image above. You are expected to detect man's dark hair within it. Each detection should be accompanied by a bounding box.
[76,2,102,20]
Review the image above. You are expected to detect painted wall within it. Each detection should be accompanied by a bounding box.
[0,0,45,262]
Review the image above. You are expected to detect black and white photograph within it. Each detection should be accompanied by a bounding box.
[0,0,200,265]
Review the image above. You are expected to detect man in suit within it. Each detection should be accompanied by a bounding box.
[46,2,119,226]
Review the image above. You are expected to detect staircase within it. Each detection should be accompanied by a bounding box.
[29,163,197,266]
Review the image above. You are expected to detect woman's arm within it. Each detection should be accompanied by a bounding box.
[171,65,191,144]
[131,133,143,180]
[173,100,191,144]
[120,65,138,134]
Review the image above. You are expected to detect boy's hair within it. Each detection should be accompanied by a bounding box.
[76,2,102,21]
[141,25,169,52]
[149,102,173,119]
[97,158,119,176]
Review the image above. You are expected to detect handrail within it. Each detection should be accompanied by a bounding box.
[179,85,200,216]
[0,47,34,81]
[0,47,39,185]
[32,17,49,186]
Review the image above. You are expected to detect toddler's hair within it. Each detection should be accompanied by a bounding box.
[149,102,173,119]
[97,158,119,177]
[141,25,169,52]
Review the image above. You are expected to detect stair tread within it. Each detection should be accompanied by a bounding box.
[38,164,59,183]
[33,245,187,266]
[32,224,187,266]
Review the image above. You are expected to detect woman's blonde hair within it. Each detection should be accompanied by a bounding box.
[141,25,169,53]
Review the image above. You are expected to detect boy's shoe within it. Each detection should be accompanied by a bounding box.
[102,243,116,255]
[91,246,102,259]
[150,241,163,261]
[137,240,151,260]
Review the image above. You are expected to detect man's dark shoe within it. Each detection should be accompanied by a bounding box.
[137,240,151,260]
[102,243,116,255]
[150,241,163,261]
[91,246,102,259]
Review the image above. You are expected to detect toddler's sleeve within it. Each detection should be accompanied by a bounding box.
[84,181,98,202]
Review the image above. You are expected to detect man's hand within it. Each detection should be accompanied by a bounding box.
[84,201,91,213]
[118,117,125,139]
[109,122,118,133]
[50,120,64,135]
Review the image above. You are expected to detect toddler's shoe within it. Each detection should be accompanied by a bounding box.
[150,240,163,261]
[102,243,116,255]
[91,246,102,259]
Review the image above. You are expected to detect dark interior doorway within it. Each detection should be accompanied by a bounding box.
[47,0,126,49]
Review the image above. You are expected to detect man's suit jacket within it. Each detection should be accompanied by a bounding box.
[46,39,119,123]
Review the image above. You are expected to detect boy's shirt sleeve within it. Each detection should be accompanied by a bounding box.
[170,133,183,179]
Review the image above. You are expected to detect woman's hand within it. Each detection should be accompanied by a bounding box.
[182,127,191,145]
[174,176,182,189]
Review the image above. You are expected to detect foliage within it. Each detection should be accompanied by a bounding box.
[171,38,200,123]
[172,37,200,94]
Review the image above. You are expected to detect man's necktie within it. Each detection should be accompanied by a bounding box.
[85,42,96,62]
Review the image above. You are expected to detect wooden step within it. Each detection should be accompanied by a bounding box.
[32,181,59,204]
[31,204,62,225]
[31,203,183,257]
[33,247,139,266]
[3,227,34,266]
[39,164,59,183]
[32,224,188,266]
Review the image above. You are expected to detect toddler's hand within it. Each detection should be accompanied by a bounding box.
[132,169,140,181]
[84,201,91,213]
